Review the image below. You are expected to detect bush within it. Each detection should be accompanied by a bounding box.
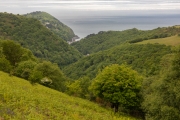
[0,57,12,72]
[29,61,66,92]
[90,64,143,112]
[15,60,37,79]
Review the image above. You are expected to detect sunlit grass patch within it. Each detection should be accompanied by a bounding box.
[137,35,180,46]
[0,71,137,120]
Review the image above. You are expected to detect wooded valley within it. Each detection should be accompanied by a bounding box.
[1,12,180,120]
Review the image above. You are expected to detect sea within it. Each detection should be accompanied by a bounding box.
[59,14,180,39]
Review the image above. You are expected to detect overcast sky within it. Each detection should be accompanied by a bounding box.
[0,0,180,17]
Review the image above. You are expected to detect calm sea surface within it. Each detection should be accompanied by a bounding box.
[59,14,180,39]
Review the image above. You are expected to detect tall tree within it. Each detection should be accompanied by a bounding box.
[15,60,37,80]
[2,40,23,66]
[90,64,142,112]
[0,46,12,72]
[29,61,66,92]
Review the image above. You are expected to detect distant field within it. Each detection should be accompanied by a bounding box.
[175,25,180,28]
[0,71,137,120]
[137,35,180,46]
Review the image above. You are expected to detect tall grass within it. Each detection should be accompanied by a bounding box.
[0,71,137,120]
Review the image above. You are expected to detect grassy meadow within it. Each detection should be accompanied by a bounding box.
[0,71,137,120]
[136,35,180,46]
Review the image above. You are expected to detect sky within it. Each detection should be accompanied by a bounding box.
[0,0,180,17]
[1,0,180,37]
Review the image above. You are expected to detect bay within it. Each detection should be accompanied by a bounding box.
[59,14,180,39]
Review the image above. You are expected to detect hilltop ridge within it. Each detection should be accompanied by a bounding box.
[24,11,76,41]
[0,12,82,67]
[71,26,180,55]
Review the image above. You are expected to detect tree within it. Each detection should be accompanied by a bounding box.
[2,40,24,66]
[15,60,37,79]
[142,47,180,120]
[90,64,142,112]
[67,76,91,99]
[0,57,12,72]
[0,46,12,72]
[172,47,180,77]
[29,61,66,92]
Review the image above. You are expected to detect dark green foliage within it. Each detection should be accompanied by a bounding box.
[0,46,12,72]
[15,60,37,79]
[142,47,180,120]
[71,29,141,55]
[63,43,171,80]
[172,47,180,77]
[20,48,37,62]
[90,64,142,112]
[0,57,12,72]
[2,40,24,66]
[0,40,36,67]
[0,40,68,92]
[0,12,82,67]
[24,11,76,41]
[71,27,180,55]
[29,61,66,92]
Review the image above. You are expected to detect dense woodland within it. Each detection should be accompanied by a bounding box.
[1,12,180,119]
[24,11,76,41]
[0,12,82,67]
[71,27,180,55]
[64,43,171,79]
[0,40,68,92]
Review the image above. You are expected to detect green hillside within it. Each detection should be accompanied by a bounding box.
[0,71,137,120]
[136,35,180,46]
[24,11,76,41]
[71,29,140,55]
[71,26,180,55]
[63,43,171,80]
[0,12,82,67]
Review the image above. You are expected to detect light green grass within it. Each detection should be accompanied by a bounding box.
[137,35,180,46]
[175,25,180,28]
[0,71,137,120]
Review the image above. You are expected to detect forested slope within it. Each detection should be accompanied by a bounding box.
[24,11,76,41]
[71,26,180,55]
[0,12,82,67]
[63,43,171,79]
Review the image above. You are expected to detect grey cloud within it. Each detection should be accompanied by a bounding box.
[0,0,180,15]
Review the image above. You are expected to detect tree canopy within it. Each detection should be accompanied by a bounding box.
[0,40,68,92]
[0,40,36,66]
[63,43,171,80]
[142,46,180,120]
[90,64,142,112]
[0,12,82,67]
[24,11,76,41]
[29,61,67,91]
[71,27,180,55]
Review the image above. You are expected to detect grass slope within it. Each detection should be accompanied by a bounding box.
[137,35,180,46]
[0,71,136,120]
